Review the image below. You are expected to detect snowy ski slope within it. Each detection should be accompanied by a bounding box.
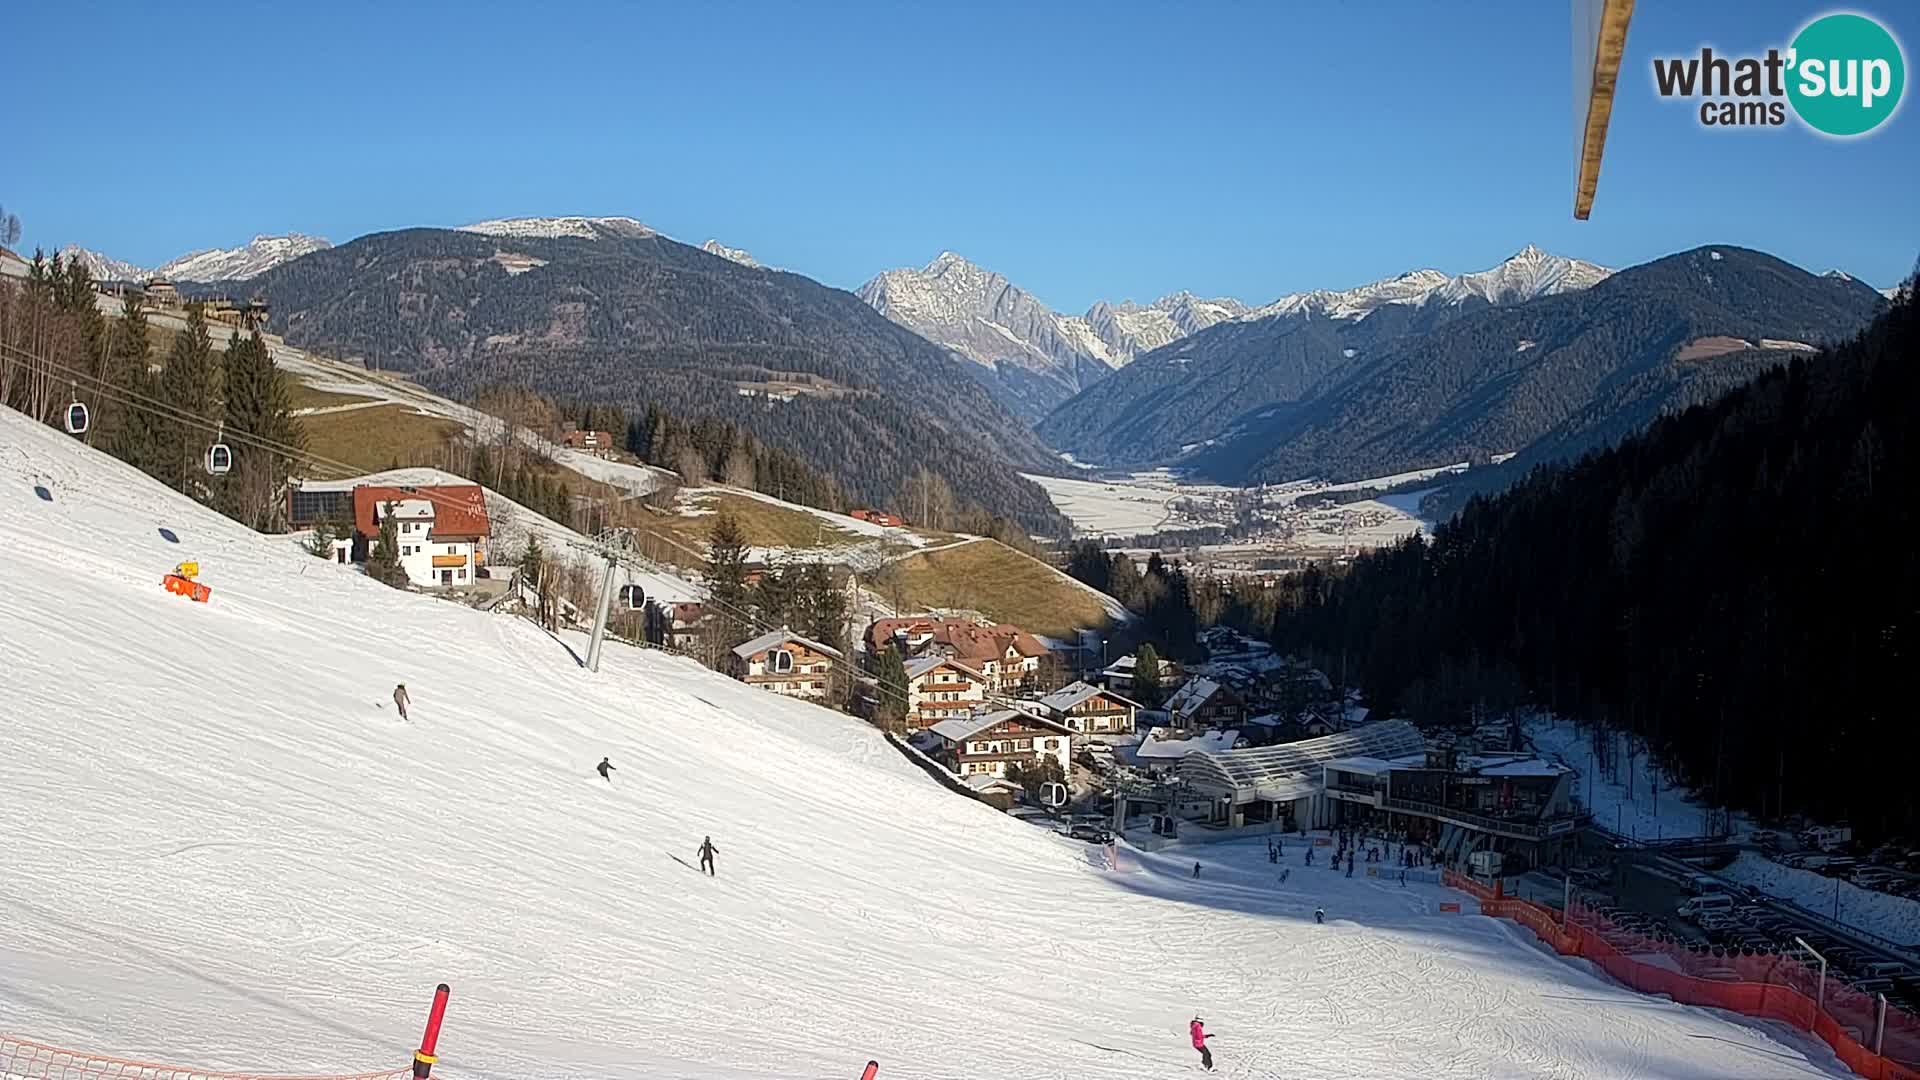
[0,408,1851,1080]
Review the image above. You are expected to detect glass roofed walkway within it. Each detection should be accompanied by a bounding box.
[1175,720,1429,832]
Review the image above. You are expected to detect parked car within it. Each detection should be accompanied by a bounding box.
[1679,894,1737,922]
[1066,821,1112,844]
[1802,825,1854,851]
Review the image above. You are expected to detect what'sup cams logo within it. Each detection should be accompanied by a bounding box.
[1652,11,1905,135]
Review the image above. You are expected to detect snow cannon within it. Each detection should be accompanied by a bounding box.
[162,566,212,603]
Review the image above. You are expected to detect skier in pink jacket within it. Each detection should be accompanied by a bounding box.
[1190,1016,1213,1071]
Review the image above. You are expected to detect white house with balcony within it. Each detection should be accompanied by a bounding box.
[910,708,1075,782]
[351,483,491,589]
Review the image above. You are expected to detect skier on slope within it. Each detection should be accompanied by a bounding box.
[1189,1016,1214,1071]
[596,756,615,782]
[698,836,720,876]
[392,683,411,721]
[1192,861,1203,879]
[1315,906,1325,924]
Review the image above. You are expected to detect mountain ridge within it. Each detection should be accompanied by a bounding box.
[1177,246,1888,487]
[863,246,1610,423]
[231,226,1070,532]
[59,233,332,283]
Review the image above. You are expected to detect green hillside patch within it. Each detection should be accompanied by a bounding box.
[286,382,381,411]
[643,491,905,555]
[875,540,1113,639]
[301,404,466,476]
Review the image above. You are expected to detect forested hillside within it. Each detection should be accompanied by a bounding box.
[1266,276,1918,836]
[231,228,1069,533]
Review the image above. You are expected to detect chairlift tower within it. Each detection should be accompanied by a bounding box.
[577,527,640,673]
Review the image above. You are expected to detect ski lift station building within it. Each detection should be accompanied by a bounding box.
[1162,719,1587,865]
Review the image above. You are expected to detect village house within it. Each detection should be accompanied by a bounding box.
[557,423,616,458]
[287,487,356,553]
[144,276,180,307]
[866,616,1049,692]
[1165,676,1246,729]
[1129,727,1245,778]
[911,708,1075,783]
[663,602,707,653]
[728,629,842,701]
[849,508,905,527]
[1096,653,1182,696]
[1031,680,1141,738]
[904,655,988,729]
[351,483,490,589]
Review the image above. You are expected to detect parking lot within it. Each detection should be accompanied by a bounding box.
[1549,833,1920,1019]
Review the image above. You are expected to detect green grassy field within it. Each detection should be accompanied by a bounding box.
[300,404,466,476]
[873,539,1114,638]
[285,382,381,411]
[642,491,886,552]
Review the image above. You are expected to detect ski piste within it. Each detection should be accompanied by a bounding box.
[0,406,1856,1078]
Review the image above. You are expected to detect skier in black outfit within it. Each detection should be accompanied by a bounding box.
[596,757,614,782]
[1315,906,1325,924]
[698,836,720,876]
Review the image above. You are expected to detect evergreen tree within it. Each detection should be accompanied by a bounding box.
[218,330,305,531]
[753,557,796,626]
[364,502,407,588]
[706,510,751,650]
[1133,643,1163,708]
[798,562,847,654]
[156,304,218,496]
[874,644,910,731]
[106,291,160,473]
[305,517,340,558]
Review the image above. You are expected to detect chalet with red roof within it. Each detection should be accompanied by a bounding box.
[865,615,1049,692]
[557,423,616,458]
[350,484,490,588]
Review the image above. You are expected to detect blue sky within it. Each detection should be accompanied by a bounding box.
[7,1,1916,310]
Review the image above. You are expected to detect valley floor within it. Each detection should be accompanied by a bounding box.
[0,407,1852,1079]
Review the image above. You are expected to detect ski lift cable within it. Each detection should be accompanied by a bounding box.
[19,347,914,709]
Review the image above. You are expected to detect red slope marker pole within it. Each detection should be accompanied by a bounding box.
[414,984,451,1079]
[860,1062,878,1080]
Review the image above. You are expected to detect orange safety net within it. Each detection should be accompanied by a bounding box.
[0,1037,413,1080]
[1442,871,1920,1080]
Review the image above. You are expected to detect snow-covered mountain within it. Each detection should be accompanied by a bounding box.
[58,234,332,283]
[1242,245,1612,322]
[58,245,148,283]
[456,215,656,240]
[858,247,1609,423]
[856,252,1245,421]
[700,239,761,268]
[157,234,332,281]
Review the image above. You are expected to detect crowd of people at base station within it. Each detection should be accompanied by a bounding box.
[1276,824,1457,883]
